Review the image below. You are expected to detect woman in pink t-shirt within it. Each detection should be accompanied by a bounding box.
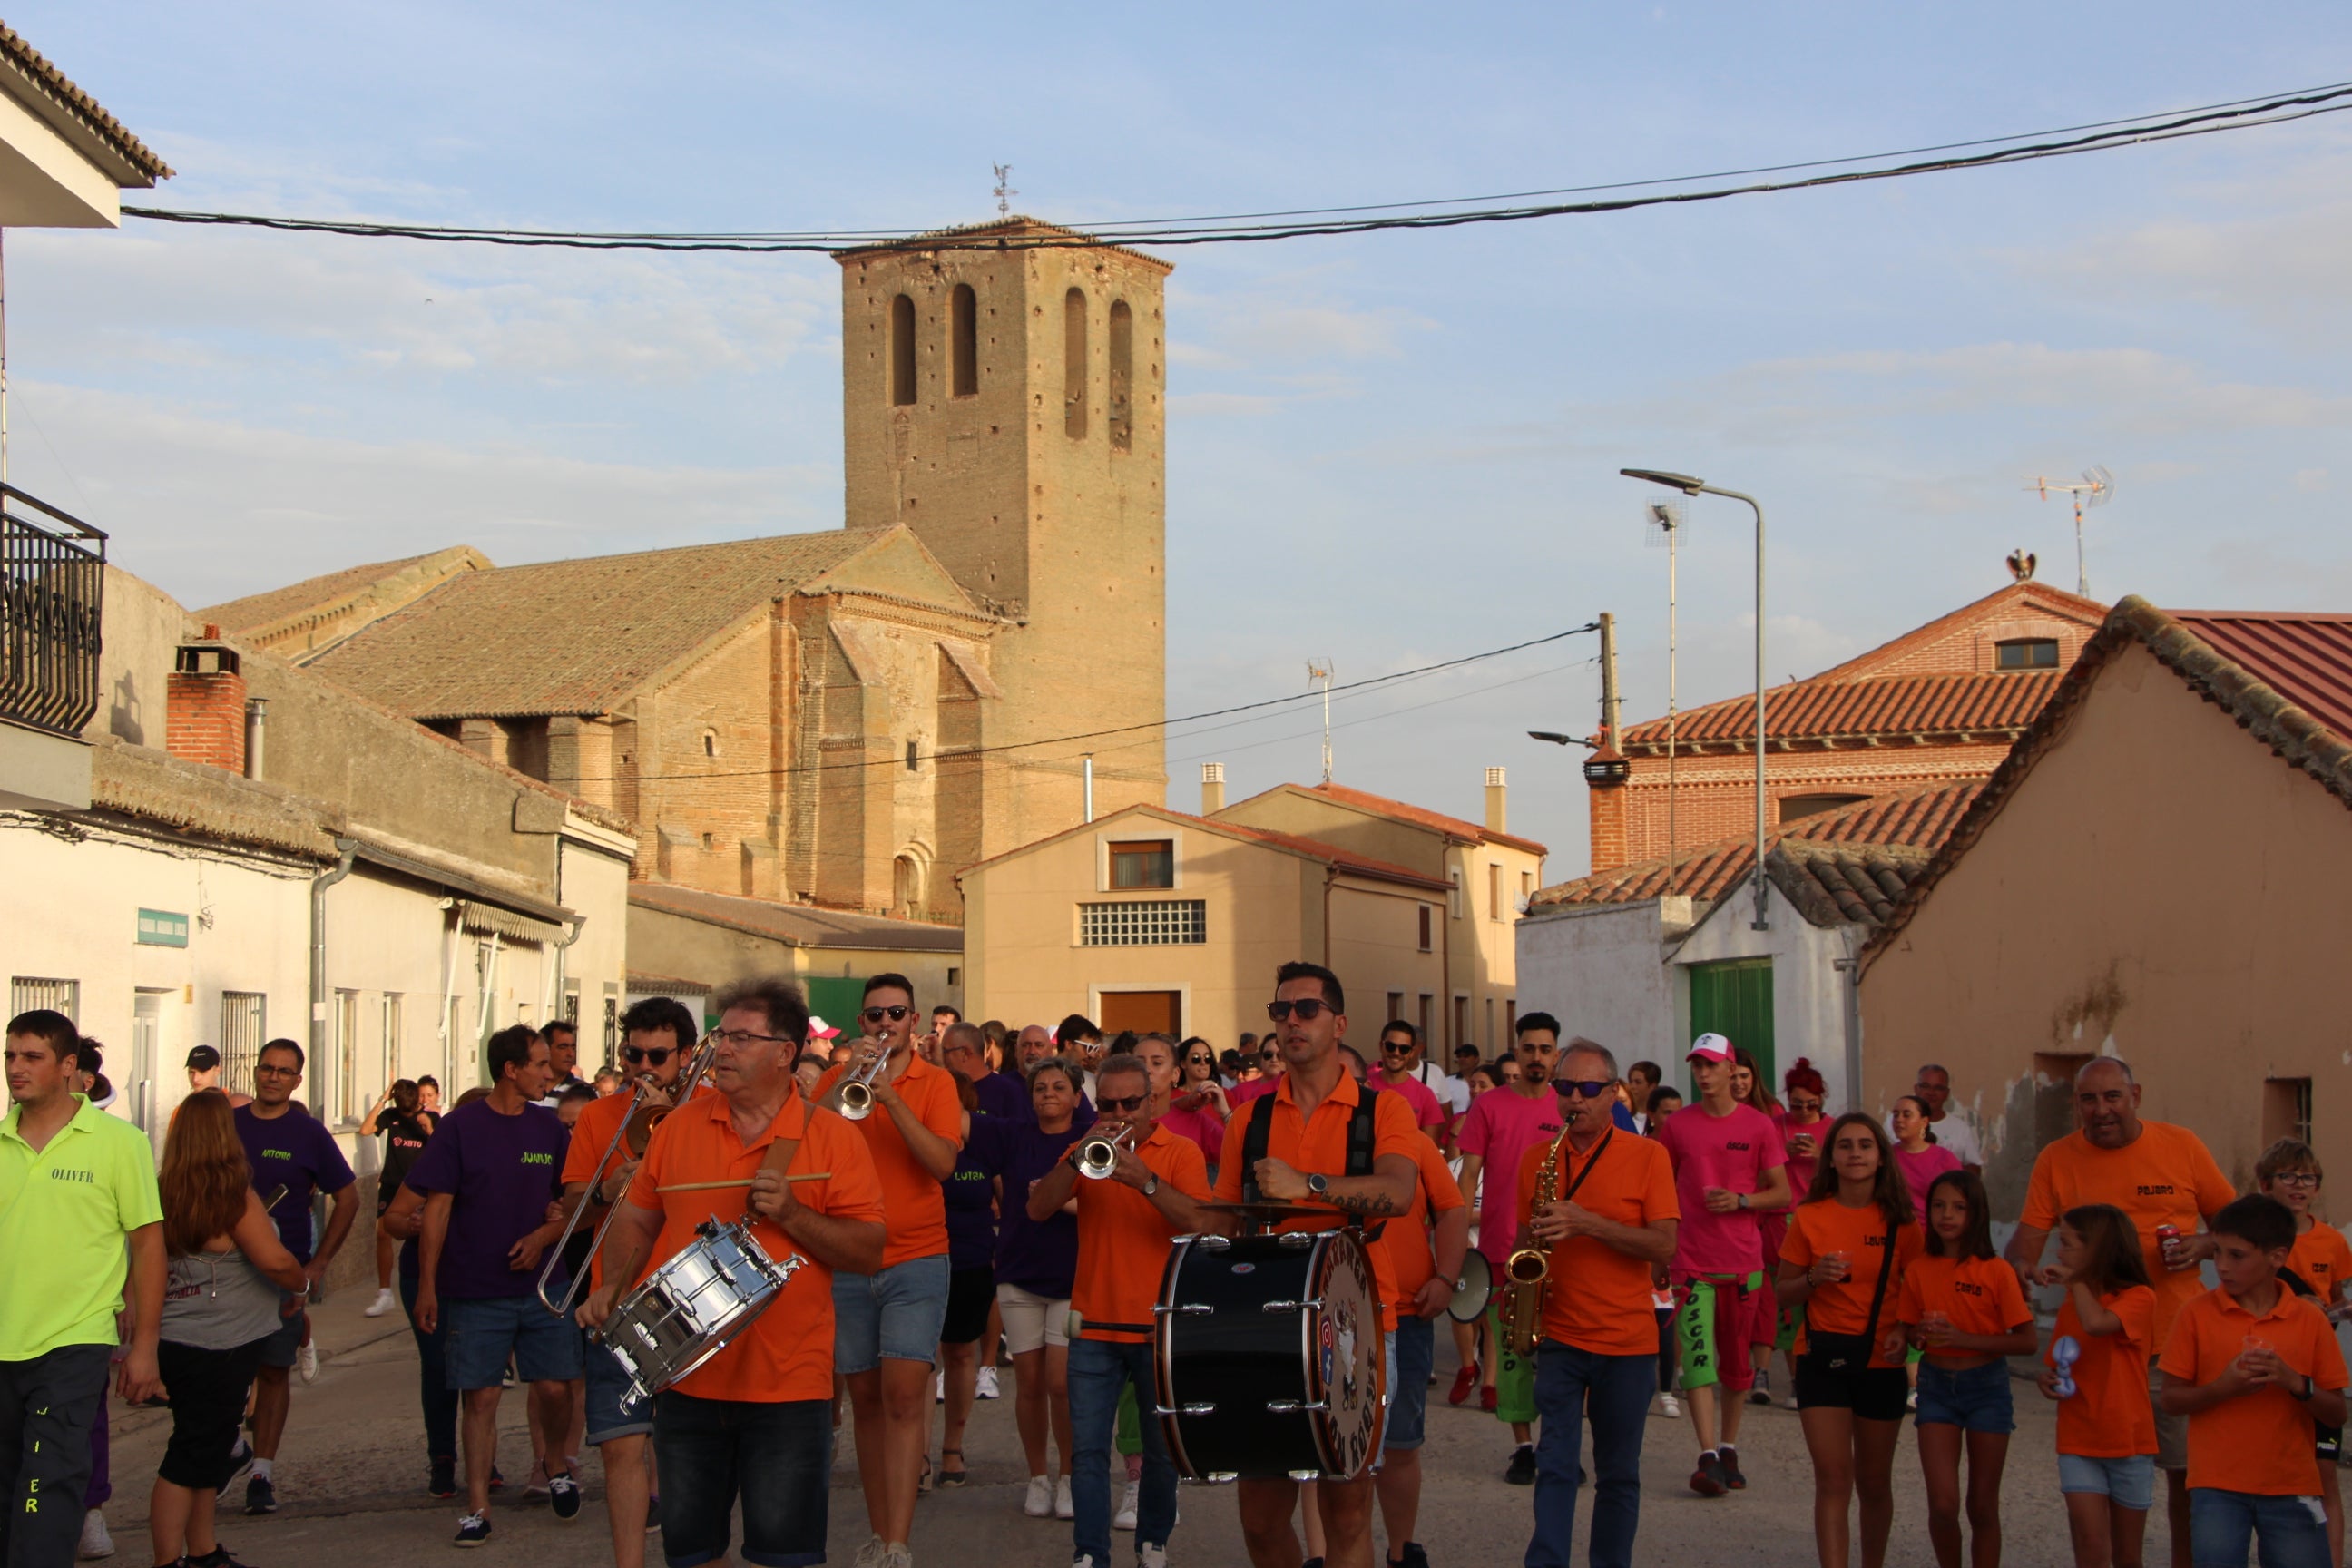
[1889,1095,1962,1220]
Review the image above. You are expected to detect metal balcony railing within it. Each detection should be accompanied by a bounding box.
[0,485,107,738]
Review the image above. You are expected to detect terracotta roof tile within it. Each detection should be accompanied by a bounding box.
[1622,671,2059,748]
[1767,839,1935,928]
[1808,580,2107,683]
[0,24,172,181]
[2169,611,2352,740]
[954,803,1454,892]
[1295,780,1548,858]
[200,546,489,638]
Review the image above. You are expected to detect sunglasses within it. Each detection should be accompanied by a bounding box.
[1097,1093,1148,1112]
[1552,1079,1613,1101]
[1265,998,1335,1022]
[861,1005,914,1024]
[622,1046,673,1066]
[1186,1054,1213,1065]
[1379,1041,1416,1056]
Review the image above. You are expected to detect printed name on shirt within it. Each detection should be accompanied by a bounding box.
[50,1168,93,1184]
[521,1152,554,1166]
[1954,1279,1985,1297]
[1724,1141,1751,1152]
[263,1148,293,1161]
[2134,1184,2176,1197]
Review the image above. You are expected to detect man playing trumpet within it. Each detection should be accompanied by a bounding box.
[1025,1052,1211,1568]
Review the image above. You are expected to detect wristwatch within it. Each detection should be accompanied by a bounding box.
[1306,1172,1329,1200]
[2295,1375,2317,1403]
[1736,1192,1749,1210]
[1142,1175,1160,1198]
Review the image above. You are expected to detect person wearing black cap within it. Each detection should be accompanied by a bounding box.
[185,1046,250,1109]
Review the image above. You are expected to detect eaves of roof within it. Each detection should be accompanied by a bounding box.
[1276,781,1549,858]
[1620,670,2058,750]
[832,214,1174,273]
[1806,580,2108,683]
[628,882,965,951]
[952,802,1454,892]
[0,24,172,183]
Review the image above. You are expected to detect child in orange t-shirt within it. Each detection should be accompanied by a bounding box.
[2037,1203,2159,1568]
[2158,1195,2350,1568]
[2259,1138,2352,1566]
[1896,1171,2034,1568]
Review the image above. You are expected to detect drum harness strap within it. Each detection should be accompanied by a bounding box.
[1239,1084,1384,1240]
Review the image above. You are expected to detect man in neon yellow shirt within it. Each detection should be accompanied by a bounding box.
[1,1010,164,1565]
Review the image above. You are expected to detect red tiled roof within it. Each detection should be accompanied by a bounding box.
[1622,671,2059,748]
[1294,780,1548,858]
[1809,580,2107,683]
[955,803,1452,892]
[2170,611,2352,740]
[1769,840,1936,929]
[0,24,172,182]
[1530,779,1981,909]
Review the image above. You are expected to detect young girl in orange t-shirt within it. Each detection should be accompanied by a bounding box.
[2037,1203,2158,1568]
[1897,1170,2035,1568]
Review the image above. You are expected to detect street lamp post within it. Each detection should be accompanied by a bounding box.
[1619,468,1769,932]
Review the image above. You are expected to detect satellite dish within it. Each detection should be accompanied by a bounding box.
[1642,495,1683,547]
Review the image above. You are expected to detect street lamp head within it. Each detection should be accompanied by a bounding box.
[1621,467,1707,495]
[1527,730,1600,749]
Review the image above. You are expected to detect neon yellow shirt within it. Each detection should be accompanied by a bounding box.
[0,1095,162,1361]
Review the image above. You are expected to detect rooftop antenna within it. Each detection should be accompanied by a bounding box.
[1307,659,1335,783]
[2026,466,2114,595]
[992,164,1017,219]
[1644,497,1683,892]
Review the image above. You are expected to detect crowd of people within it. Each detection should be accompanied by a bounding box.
[3,982,2349,1568]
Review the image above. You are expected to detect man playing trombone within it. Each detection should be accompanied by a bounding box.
[1025,1051,1211,1568]
[554,996,700,1568]
[581,978,884,1568]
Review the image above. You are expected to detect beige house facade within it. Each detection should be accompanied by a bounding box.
[626,882,964,1031]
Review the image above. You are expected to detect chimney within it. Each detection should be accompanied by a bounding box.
[243,698,268,781]
[1485,766,1507,834]
[1200,762,1226,816]
[167,626,248,775]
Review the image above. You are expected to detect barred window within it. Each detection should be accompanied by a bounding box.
[220,992,267,1096]
[9,976,78,1020]
[1079,899,1206,946]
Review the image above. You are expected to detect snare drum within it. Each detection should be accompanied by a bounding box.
[1152,1228,1387,1483]
[597,1217,804,1403]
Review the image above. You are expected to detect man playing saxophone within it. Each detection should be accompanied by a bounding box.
[1514,1040,1681,1568]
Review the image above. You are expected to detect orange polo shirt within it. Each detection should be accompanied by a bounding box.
[2288,1222,2352,1304]
[1780,1198,1923,1368]
[2020,1122,2233,1349]
[1381,1131,1465,1311]
[814,1053,964,1269]
[1211,1070,1425,1330]
[1894,1254,2032,1367]
[563,1084,710,1292]
[625,1090,884,1403]
[2052,1284,2157,1459]
[2161,1283,2348,1495]
[1072,1124,1211,1342]
[1514,1128,1680,1356]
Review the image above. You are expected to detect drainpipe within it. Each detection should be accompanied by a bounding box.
[309,838,358,1119]
[551,913,587,1058]
[243,698,267,781]
[1833,935,1865,1115]
[1082,754,1095,824]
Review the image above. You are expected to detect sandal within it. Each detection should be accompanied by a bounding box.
[937,1447,968,1487]
[917,1455,934,1494]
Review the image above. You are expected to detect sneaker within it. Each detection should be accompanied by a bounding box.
[852,1536,887,1568]
[1719,1445,1747,1490]
[1114,1479,1140,1530]
[1504,1444,1536,1486]
[1689,1452,1727,1497]
[1054,1474,1073,1521]
[1391,1545,1431,1568]
[934,1371,945,1404]
[298,1342,318,1384]
[882,1548,913,1568]
[76,1507,113,1559]
[243,1475,277,1515]
[1906,1387,1918,1412]
[454,1512,492,1548]
[548,1469,582,1522]
[1074,1558,1105,1568]
[1783,1394,1799,1411]
[429,1455,457,1498]
[1024,1475,1054,1517]
[1447,1364,1478,1406]
[488,1466,505,1493]
[646,1494,661,1533]
[1137,1545,1169,1568]
[975,1366,1000,1400]
[188,1549,250,1568]
[363,1287,397,1318]
[1654,1392,1681,1419]
[1748,1371,1771,1406]
[216,1439,255,1501]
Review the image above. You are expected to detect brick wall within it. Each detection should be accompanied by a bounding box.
[166,637,247,774]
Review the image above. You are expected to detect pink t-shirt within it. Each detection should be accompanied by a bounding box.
[1370,1071,1447,1137]
[1894,1142,1962,1223]
[1159,1105,1225,1165]
[1227,1078,1278,1108]
[1458,1086,1564,1267]
[1656,1102,1787,1279]
[1779,1112,1828,1200]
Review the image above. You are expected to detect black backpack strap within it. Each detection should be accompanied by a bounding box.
[1240,1093,1276,1202]
[1346,1086,1379,1178]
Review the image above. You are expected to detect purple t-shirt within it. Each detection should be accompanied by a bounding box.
[404,1097,570,1299]
[235,1102,356,1265]
[1656,1102,1788,1278]
[945,1116,1004,1269]
[981,1122,1085,1298]
[1459,1087,1564,1268]
[974,1070,1032,1125]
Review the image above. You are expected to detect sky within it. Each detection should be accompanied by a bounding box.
[12,4,2352,878]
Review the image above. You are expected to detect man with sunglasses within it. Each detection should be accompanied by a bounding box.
[815,973,965,1568]
[558,996,701,1568]
[1516,1042,1681,1568]
[1026,1052,1210,1568]
[1371,1022,1456,1154]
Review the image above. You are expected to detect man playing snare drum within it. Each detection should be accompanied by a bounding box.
[581,977,884,1568]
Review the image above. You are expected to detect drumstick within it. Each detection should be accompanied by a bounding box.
[655,1174,831,1192]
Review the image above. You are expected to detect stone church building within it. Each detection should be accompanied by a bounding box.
[201,219,1171,921]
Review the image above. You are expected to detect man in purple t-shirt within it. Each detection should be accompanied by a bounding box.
[1653,1033,1791,1498]
[409,1026,579,1547]
[1454,1012,1568,1484]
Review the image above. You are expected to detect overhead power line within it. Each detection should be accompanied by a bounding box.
[121,80,2352,254]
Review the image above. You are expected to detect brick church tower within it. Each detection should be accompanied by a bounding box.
[837,220,1171,856]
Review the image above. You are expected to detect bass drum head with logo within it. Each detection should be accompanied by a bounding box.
[1447,1250,1493,1324]
[1301,1230,1385,1479]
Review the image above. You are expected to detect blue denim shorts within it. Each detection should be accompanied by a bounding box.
[256,1297,303,1369]
[444,1294,584,1390]
[1386,1316,1432,1451]
[584,1335,652,1446]
[1916,1357,2015,1434]
[831,1254,951,1376]
[2058,1453,2156,1513]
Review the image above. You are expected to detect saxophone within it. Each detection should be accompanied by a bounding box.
[1500,1129,1568,1357]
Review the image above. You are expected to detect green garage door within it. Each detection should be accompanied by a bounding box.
[1687,958,1774,1090]
[804,976,868,1035]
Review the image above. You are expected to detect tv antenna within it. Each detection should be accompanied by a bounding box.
[1643,498,1683,891]
[1307,660,1335,783]
[2026,466,2114,595]
[992,164,1017,219]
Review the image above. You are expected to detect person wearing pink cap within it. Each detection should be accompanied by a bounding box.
[1655,1033,1792,1498]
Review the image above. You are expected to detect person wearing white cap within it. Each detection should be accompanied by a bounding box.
[1653,1033,1792,1499]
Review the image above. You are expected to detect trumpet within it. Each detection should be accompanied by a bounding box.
[1076,1122,1137,1180]
[838,1045,892,1121]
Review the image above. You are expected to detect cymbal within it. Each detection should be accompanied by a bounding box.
[1197,1200,1338,1223]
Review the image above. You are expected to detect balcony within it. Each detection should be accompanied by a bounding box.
[0,485,106,811]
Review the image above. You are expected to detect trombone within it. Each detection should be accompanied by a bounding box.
[838,1045,892,1121]
[536,1030,720,1318]
[1075,1122,1136,1180]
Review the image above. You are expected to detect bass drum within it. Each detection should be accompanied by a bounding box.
[1152,1228,1387,1483]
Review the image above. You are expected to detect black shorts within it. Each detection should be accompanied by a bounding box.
[158,1336,271,1490]
[939,1266,995,1346]
[1794,1350,1908,1422]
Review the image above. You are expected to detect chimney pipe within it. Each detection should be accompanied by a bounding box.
[243,698,267,781]
[1485,766,1507,834]
[1082,753,1094,824]
[1200,762,1225,816]
[1598,611,1623,750]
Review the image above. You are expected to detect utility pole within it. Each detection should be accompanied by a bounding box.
[1308,660,1334,784]
[1597,612,1622,748]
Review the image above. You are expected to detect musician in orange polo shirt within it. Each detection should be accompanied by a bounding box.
[811,973,965,1567]
[1154,961,1422,1568]
[581,978,884,1568]
[1026,1052,1210,1568]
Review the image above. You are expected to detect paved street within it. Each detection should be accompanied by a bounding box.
[95,1289,2124,1567]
